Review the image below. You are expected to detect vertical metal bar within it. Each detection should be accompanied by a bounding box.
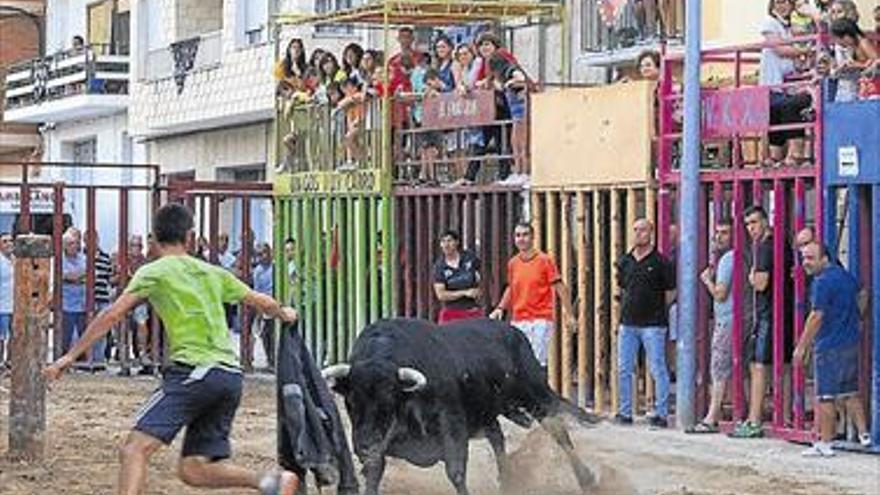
[793,178,807,430]
[315,198,327,365]
[369,197,380,323]
[402,196,413,317]
[52,182,64,360]
[414,197,425,318]
[240,197,253,371]
[85,187,96,323]
[466,193,476,253]
[19,164,31,233]
[871,185,880,447]
[118,189,131,375]
[491,192,502,312]
[324,197,335,364]
[427,195,437,321]
[696,184,710,417]
[857,188,872,422]
[336,197,347,360]
[731,180,746,420]
[771,180,785,428]
[209,194,220,265]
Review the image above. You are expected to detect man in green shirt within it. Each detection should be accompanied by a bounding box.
[44,204,300,495]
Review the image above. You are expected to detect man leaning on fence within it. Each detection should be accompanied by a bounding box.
[796,242,871,456]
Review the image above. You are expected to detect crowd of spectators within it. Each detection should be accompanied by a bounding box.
[0,226,284,375]
[274,27,533,186]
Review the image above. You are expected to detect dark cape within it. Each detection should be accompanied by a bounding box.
[277,322,358,494]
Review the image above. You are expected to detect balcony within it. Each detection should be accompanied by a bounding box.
[3,44,129,123]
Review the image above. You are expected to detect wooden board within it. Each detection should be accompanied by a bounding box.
[531,82,655,188]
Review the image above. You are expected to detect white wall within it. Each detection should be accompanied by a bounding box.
[43,113,142,253]
[46,0,90,53]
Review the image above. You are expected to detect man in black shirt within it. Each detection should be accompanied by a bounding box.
[615,218,676,428]
[433,230,483,323]
[731,205,794,439]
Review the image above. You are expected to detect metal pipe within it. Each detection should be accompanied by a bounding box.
[675,0,701,430]
[872,185,880,449]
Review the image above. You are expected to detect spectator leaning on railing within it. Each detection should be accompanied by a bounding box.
[759,0,813,168]
[828,18,879,101]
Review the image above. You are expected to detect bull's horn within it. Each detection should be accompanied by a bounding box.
[398,367,427,392]
[322,364,351,382]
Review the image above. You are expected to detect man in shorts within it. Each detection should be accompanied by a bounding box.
[44,204,300,495]
[490,222,576,368]
[796,242,871,455]
[689,218,734,433]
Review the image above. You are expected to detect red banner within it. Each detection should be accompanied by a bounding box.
[701,86,770,139]
[421,90,496,130]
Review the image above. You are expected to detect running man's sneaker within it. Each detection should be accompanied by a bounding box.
[728,421,764,438]
[259,471,300,495]
[859,433,872,447]
[802,442,836,457]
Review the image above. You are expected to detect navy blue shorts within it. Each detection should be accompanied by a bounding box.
[748,318,792,366]
[815,344,860,401]
[134,364,243,460]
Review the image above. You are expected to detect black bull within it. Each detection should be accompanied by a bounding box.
[322,318,599,495]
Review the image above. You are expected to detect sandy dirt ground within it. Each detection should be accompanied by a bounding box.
[1,373,877,495]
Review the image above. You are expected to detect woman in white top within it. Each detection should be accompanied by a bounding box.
[453,43,487,185]
[760,0,813,167]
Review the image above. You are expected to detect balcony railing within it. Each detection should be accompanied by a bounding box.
[4,44,129,112]
[276,89,529,187]
[582,0,683,53]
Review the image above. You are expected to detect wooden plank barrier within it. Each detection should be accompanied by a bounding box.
[533,185,657,415]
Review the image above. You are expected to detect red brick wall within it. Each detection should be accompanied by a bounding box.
[0,0,42,67]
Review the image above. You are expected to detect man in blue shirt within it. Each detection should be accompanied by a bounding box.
[253,243,275,370]
[62,229,87,355]
[795,242,870,456]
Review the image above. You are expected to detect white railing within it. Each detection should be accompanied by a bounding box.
[4,45,129,110]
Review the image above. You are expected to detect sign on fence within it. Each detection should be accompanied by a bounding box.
[702,87,770,139]
[421,90,496,130]
[275,169,382,195]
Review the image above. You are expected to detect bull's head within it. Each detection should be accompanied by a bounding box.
[323,360,427,458]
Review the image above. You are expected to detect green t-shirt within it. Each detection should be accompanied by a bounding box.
[124,255,250,367]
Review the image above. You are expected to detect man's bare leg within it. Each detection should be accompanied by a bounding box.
[118,431,163,495]
[178,456,260,488]
[747,364,765,424]
[845,397,869,436]
[704,379,726,425]
[817,401,836,443]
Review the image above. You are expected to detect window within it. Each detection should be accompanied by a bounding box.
[88,0,114,49]
[145,0,163,51]
[243,0,269,45]
[315,0,354,35]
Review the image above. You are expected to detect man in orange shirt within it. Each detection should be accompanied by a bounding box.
[490,222,576,366]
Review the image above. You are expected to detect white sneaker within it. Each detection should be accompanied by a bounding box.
[859,433,871,447]
[802,442,836,457]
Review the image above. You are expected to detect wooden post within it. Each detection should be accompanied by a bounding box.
[545,191,560,392]
[8,235,52,462]
[644,186,657,411]
[576,191,589,407]
[593,192,606,414]
[610,189,623,415]
[625,188,639,415]
[560,192,573,400]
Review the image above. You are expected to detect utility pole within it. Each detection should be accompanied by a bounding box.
[676,0,702,430]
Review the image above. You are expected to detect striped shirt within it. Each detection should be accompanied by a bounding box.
[94,249,113,305]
